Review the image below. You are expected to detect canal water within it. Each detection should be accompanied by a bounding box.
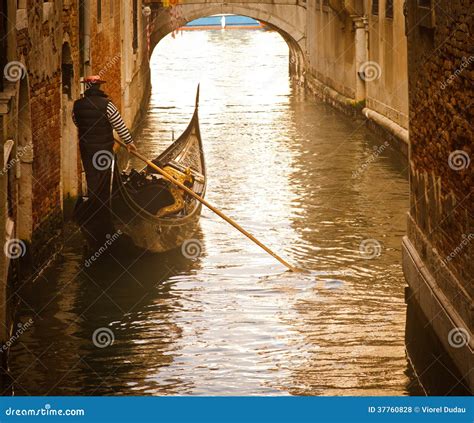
[9,30,418,395]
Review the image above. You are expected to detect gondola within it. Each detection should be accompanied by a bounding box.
[75,87,206,254]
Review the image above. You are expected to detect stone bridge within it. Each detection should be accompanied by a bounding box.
[145,0,308,76]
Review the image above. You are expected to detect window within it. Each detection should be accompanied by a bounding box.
[132,0,138,52]
[97,0,101,24]
[5,139,15,218]
[418,0,431,7]
[417,0,435,28]
[61,43,73,99]
[386,0,394,18]
[62,63,73,98]
[372,0,379,15]
[1,0,7,92]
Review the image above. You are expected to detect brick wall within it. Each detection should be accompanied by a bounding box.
[406,0,473,325]
[89,0,122,110]
[9,1,126,270]
[17,4,63,233]
[29,74,62,231]
[13,1,81,267]
[62,0,81,99]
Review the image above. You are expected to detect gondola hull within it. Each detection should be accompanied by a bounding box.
[110,88,206,253]
[112,197,203,253]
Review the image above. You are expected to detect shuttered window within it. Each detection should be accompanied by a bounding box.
[418,0,432,7]
[97,0,101,24]
[386,0,394,18]
[372,0,379,15]
[133,0,138,52]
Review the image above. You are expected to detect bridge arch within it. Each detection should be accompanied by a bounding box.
[148,3,307,79]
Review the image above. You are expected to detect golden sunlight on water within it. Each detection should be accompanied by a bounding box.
[9,29,419,395]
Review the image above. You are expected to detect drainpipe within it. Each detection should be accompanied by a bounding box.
[352,16,368,102]
[83,0,91,77]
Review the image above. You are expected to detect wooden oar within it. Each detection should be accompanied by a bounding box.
[114,139,302,273]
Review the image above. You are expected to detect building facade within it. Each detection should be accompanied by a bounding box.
[305,0,409,153]
[403,0,473,393]
[0,1,83,367]
[0,0,149,379]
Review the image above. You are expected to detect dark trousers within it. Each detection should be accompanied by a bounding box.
[79,143,115,244]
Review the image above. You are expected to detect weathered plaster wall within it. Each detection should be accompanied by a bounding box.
[61,0,81,200]
[306,1,356,101]
[366,0,408,131]
[120,0,151,130]
[304,0,409,152]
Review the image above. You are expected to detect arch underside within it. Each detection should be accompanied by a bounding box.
[149,3,307,77]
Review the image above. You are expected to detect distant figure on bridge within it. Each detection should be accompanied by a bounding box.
[72,75,137,244]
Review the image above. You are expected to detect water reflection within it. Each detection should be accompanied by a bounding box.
[9,29,417,395]
[10,232,201,395]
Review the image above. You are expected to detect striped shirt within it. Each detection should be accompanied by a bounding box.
[72,101,133,144]
[106,102,133,144]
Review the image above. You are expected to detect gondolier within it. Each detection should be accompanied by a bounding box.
[75,86,206,253]
[72,75,136,244]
